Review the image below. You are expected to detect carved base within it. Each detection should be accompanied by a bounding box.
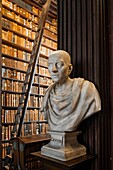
[41,131,86,161]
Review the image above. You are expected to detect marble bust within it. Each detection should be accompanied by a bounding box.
[41,50,101,132]
[41,50,101,161]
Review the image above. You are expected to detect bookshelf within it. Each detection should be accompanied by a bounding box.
[1,0,57,166]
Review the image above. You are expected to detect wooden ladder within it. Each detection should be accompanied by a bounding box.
[13,0,52,138]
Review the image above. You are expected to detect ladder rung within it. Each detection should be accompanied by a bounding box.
[26,71,31,76]
[13,121,19,127]
[31,50,37,56]
[33,41,38,48]
[29,60,34,66]
[30,54,35,59]
[22,87,27,93]
[35,38,38,45]
[19,93,25,98]
[24,81,29,85]
[7,154,12,159]
[21,92,26,95]
[19,101,24,105]
[17,105,23,111]
[35,31,40,38]
[33,43,37,49]
[15,119,20,124]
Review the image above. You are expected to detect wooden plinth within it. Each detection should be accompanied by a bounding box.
[31,151,96,170]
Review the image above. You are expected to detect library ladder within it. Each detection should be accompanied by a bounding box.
[13,0,52,138]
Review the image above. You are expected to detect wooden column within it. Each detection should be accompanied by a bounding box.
[57,0,111,170]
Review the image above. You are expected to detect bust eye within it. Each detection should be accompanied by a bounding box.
[56,61,64,68]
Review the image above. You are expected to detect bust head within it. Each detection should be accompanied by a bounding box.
[48,50,73,84]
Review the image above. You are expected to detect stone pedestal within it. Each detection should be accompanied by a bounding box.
[41,131,86,161]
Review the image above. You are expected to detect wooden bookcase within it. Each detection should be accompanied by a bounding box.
[1,0,57,167]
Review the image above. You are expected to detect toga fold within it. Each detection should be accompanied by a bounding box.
[41,78,101,131]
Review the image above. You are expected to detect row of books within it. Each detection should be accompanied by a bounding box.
[2,29,57,51]
[2,57,28,71]
[36,76,53,86]
[2,109,44,124]
[2,72,50,86]
[31,85,48,94]
[24,110,43,122]
[2,7,38,29]
[2,92,21,107]
[2,44,54,63]
[21,122,47,136]
[2,122,47,141]
[2,126,13,141]
[2,69,52,88]
[2,0,41,19]
[2,93,44,107]
[2,80,23,92]
[38,66,50,77]
[2,45,31,61]
[2,68,26,80]
[2,44,55,64]
[2,18,36,39]
[2,79,47,94]
[39,57,48,67]
[44,29,57,41]
[2,110,15,123]
[40,45,54,56]
[31,86,39,94]
[2,0,57,27]
[2,9,57,35]
[45,22,57,33]
[2,17,57,41]
[2,8,37,31]
[2,58,50,78]
[2,30,34,50]
[42,37,57,49]
[2,142,10,159]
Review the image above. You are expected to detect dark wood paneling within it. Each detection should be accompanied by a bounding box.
[76,0,82,77]
[57,0,111,170]
[87,0,93,81]
[71,0,77,77]
[108,0,113,169]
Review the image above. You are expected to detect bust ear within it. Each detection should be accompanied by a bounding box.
[68,64,73,74]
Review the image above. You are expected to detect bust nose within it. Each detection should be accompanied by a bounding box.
[52,64,57,72]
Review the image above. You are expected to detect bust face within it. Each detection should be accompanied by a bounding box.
[48,53,71,84]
